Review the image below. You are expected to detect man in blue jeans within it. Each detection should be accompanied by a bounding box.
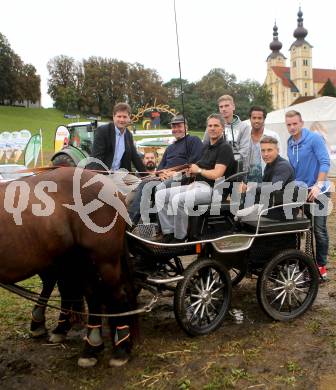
[128,115,203,225]
[286,110,330,279]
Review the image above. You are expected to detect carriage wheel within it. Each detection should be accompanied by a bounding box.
[256,249,319,321]
[174,258,232,336]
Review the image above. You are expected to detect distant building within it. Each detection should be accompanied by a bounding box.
[265,8,336,110]
[3,99,41,108]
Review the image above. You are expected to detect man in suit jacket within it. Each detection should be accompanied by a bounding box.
[87,102,146,174]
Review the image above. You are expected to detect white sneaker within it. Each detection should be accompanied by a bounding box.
[235,204,264,218]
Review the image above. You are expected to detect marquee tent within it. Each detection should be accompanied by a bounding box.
[264,96,336,177]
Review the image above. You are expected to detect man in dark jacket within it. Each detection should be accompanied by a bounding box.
[87,102,146,174]
[128,115,203,224]
[238,135,295,220]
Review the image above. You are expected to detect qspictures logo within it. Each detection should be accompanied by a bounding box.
[1,159,334,232]
[2,158,133,233]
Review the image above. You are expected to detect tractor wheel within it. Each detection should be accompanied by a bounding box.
[52,154,76,167]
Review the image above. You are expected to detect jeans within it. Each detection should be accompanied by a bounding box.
[314,214,329,266]
[128,177,175,224]
[127,177,160,224]
[155,181,212,239]
[305,192,330,267]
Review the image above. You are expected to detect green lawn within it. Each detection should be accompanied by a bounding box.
[0,106,203,163]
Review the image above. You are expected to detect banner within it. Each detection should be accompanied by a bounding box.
[24,134,41,167]
[0,130,31,163]
[54,125,70,153]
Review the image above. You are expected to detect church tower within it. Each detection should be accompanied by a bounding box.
[265,23,287,109]
[267,22,286,69]
[289,8,314,96]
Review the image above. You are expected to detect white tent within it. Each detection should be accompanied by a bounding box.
[265,96,336,177]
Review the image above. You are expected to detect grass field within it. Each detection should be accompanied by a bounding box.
[0,106,203,164]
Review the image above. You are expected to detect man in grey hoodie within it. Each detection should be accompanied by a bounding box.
[203,95,251,167]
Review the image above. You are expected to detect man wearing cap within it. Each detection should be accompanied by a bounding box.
[128,115,203,225]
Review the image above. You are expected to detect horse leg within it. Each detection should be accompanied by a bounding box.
[105,256,138,367]
[77,279,105,368]
[49,278,74,343]
[30,271,57,338]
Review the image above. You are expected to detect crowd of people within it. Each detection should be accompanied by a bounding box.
[88,97,331,280]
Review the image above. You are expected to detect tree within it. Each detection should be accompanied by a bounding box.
[321,78,336,97]
[164,78,189,99]
[193,68,237,101]
[47,55,82,112]
[127,63,167,110]
[0,32,40,106]
[166,70,273,129]
[234,80,273,120]
[0,33,14,103]
[81,57,129,115]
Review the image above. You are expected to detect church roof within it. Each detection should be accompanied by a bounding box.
[313,68,336,85]
[271,66,336,92]
[271,66,299,92]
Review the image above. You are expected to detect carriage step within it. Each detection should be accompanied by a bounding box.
[146,275,184,284]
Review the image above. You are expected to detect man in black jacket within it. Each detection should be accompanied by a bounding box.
[238,135,296,220]
[87,102,146,174]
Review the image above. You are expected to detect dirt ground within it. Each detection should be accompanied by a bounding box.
[0,195,335,389]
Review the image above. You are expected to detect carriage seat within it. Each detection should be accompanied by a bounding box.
[242,216,311,233]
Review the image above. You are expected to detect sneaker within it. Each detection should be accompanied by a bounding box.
[150,233,174,243]
[169,237,187,244]
[318,265,327,280]
[235,204,264,218]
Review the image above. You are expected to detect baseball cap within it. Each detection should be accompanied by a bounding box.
[169,115,187,125]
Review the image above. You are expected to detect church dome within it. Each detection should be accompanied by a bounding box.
[270,24,283,51]
[293,8,308,40]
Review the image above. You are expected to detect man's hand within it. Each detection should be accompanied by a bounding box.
[159,169,174,180]
[239,182,247,193]
[188,164,200,175]
[307,184,321,202]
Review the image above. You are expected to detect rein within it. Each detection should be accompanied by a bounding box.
[0,282,159,317]
[9,163,191,178]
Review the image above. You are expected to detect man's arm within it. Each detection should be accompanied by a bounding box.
[189,163,226,180]
[157,149,168,170]
[308,135,330,200]
[237,123,251,159]
[128,132,147,174]
[86,125,108,169]
[187,136,204,163]
[271,162,294,185]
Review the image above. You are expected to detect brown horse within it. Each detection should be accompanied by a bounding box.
[0,167,137,367]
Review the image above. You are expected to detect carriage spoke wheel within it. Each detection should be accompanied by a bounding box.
[174,258,232,336]
[257,249,319,321]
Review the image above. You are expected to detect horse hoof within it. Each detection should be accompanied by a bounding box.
[49,333,66,343]
[78,357,98,368]
[30,326,48,338]
[109,349,130,367]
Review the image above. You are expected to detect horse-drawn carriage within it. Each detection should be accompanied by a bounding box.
[0,167,321,367]
[126,174,320,336]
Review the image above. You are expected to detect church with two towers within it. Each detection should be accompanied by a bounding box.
[265,8,336,110]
